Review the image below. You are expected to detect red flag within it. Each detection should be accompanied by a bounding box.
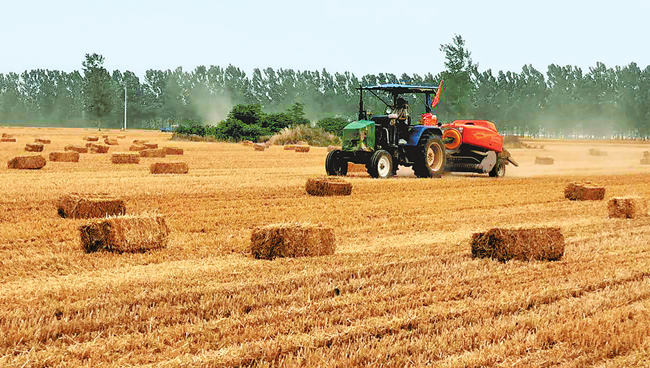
[431,80,443,110]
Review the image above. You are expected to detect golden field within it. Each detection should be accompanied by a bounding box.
[0,127,649,367]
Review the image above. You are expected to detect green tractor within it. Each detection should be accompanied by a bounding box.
[326,84,447,178]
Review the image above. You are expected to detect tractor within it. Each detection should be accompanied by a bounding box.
[325,83,518,178]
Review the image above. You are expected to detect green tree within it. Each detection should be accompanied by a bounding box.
[439,35,476,119]
[82,53,114,127]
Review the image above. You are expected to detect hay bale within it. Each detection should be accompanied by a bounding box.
[150,162,188,174]
[140,149,166,158]
[305,177,352,196]
[57,193,126,219]
[143,143,158,149]
[608,197,648,219]
[250,223,336,260]
[104,138,119,145]
[7,155,46,169]
[89,144,110,153]
[84,136,99,142]
[133,139,148,144]
[111,152,140,164]
[35,138,51,144]
[564,182,606,201]
[253,143,266,151]
[1,133,11,137]
[129,144,147,151]
[49,151,80,162]
[65,144,88,153]
[295,145,310,153]
[163,147,184,155]
[79,215,169,253]
[535,156,554,165]
[242,140,254,146]
[1,137,17,142]
[327,145,342,152]
[642,158,650,165]
[25,143,44,152]
[348,162,367,173]
[471,227,565,262]
[588,148,608,156]
[283,145,296,150]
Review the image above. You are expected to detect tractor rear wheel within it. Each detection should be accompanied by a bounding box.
[367,150,393,179]
[325,150,348,176]
[413,136,446,178]
[489,160,506,177]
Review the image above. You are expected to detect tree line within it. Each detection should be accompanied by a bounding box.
[1,35,649,137]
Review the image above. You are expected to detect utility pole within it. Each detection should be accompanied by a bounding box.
[123,85,127,130]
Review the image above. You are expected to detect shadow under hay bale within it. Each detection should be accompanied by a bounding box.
[65,144,88,153]
[306,177,352,196]
[163,147,183,155]
[535,156,554,165]
[564,182,606,201]
[129,144,147,151]
[84,136,99,142]
[250,223,336,260]
[608,197,648,219]
[295,145,310,153]
[588,148,608,156]
[140,149,166,158]
[25,143,44,152]
[1,137,17,142]
[253,143,266,151]
[79,215,169,253]
[471,227,565,262]
[143,143,158,149]
[104,138,119,145]
[35,138,51,144]
[89,144,110,153]
[49,151,79,162]
[57,193,126,219]
[8,155,46,169]
[150,162,188,174]
[283,145,296,150]
[111,152,140,164]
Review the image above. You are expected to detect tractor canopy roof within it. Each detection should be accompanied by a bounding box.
[358,83,438,94]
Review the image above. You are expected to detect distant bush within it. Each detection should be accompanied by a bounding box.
[317,116,350,136]
[175,121,207,136]
[268,125,340,147]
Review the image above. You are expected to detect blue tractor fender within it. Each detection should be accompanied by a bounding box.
[406,125,442,146]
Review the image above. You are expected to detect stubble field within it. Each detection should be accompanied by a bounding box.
[0,127,649,367]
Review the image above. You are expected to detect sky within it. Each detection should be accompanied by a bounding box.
[1,0,649,78]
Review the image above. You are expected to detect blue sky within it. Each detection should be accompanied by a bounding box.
[1,0,649,77]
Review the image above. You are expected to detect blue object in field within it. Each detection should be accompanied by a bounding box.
[160,127,173,132]
[407,125,442,146]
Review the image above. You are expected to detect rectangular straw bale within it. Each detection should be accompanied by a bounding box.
[143,143,158,149]
[305,177,352,196]
[140,148,166,157]
[133,139,148,144]
[535,156,554,165]
[641,154,650,165]
[35,138,51,144]
[79,215,169,253]
[104,138,119,145]
[348,162,367,173]
[129,144,147,151]
[49,151,80,162]
[57,193,126,219]
[89,144,110,153]
[588,148,607,156]
[564,182,606,200]
[250,223,336,260]
[150,162,188,174]
[25,143,44,152]
[283,145,296,150]
[65,144,88,153]
[7,155,46,169]
[608,197,648,219]
[84,136,99,141]
[111,152,140,164]
[253,143,266,151]
[471,227,565,262]
[163,147,184,155]
[1,133,11,137]
[295,145,310,153]
[1,137,17,142]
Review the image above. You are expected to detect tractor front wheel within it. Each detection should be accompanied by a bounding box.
[413,136,446,178]
[325,150,348,176]
[367,150,393,179]
[489,160,506,177]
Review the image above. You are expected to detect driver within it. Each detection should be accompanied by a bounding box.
[389,97,410,145]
